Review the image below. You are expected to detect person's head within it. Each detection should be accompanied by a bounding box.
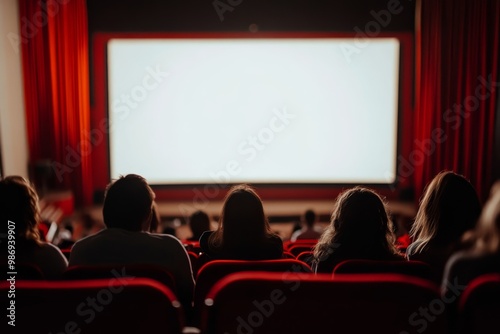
[313,187,397,262]
[149,201,161,233]
[209,184,273,249]
[410,171,481,253]
[471,181,500,253]
[304,209,316,228]
[0,176,41,243]
[102,174,155,232]
[189,210,210,240]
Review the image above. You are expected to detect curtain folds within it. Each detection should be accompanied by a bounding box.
[414,0,500,201]
[20,0,92,205]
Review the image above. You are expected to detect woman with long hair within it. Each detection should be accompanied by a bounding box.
[406,171,481,280]
[199,184,283,260]
[312,187,403,273]
[0,176,68,278]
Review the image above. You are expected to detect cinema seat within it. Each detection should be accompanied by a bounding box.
[284,239,318,251]
[1,278,183,333]
[187,251,199,275]
[333,259,435,282]
[296,251,314,265]
[63,264,176,293]
[288,244,316,257]
[201,272,446,334]
[194,259,312,325]
[459,274,500,333]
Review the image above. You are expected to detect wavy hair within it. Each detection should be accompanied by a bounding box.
[313,187,398,265]
[0,176,42,244]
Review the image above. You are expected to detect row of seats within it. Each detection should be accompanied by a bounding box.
[3,272,499,333]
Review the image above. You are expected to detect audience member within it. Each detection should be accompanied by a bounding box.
[0,176,68,279]
[199,184,283,260]
[188,210,210,242]
[149,201,161,233]
[312,187,403,273]
[442,180,500,291]
[290,209,322,241]
[406,171,481,281]
[69,174,194,311]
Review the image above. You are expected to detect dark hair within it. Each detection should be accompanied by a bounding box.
[0,176,41,244]
[313,187,398,264]
[102,174,154,231]
[208,184,275,250]
[189,210,210,240]
[149,201,161,233]
[304,209,316,227]
[410,171,481,253]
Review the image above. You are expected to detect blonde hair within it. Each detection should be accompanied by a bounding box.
[410,171,481,254]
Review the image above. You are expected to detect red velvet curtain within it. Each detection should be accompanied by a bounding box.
[20,0,92,205]
[414,0,500,201]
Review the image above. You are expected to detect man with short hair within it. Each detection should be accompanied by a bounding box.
[70,174,194,311]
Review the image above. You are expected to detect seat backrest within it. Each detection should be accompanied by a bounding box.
[63,264,176,292]
[194,259,311,324]
[296,251,314,265]
[333,259,435,281]
[288,244,316,257]
[201,272,446,334]
[284,239,318,251]
[1,278,183,333]
[60,247,72,260]
[459,274,500,333]
[187,251,199,275]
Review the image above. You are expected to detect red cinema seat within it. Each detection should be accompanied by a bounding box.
[333,259,435,282]
[1,278,184,333]
[296,251,314,265]
[201,272,446,334]
[459,274,500,333]
[194,259,311,325]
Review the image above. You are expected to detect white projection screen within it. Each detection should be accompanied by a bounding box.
[107,37,400,185]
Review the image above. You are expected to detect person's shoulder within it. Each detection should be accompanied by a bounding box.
[36,242,67,261]
[71,229,108,248]
[142,232,187,251]
[268,233,283,245]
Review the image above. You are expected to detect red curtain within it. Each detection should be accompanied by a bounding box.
[20,0,92,206]
[414,0,500,201]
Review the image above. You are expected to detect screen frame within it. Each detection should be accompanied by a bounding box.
[91,32,414,199]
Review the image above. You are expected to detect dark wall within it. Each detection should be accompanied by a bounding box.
[87,0,415,33]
